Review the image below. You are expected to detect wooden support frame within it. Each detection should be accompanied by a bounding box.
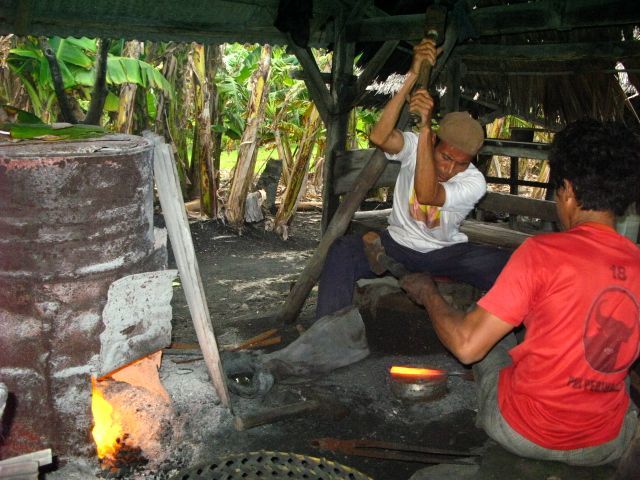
[322,9,355,232]
[146,133,232,409]
[455,41,640,64]
[288,40,332,125]
[345,0,640,43]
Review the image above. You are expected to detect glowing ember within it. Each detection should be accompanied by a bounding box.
[91,377,123,460]
[389,366,447,380]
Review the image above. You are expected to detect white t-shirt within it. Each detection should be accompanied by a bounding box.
[385,131,486,253]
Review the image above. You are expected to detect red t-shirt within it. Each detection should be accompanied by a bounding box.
[478,222,640,450]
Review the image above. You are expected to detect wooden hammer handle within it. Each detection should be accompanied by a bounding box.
[409,4,447,126]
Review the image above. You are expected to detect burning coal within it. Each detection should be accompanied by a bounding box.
[90,353,175,472]
[91,377,123,461]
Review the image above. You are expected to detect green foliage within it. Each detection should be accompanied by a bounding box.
[8,36,173,121]
[1,122,105,140]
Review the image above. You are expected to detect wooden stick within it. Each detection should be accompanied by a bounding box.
[147,133,232,409]
[233,400,322,431]
[228,328,278,351]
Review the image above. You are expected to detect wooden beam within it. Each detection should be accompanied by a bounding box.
[322,11,355,232]
[345,0,640,43]
[482,139,549,161]
[456,41,640,64]
[460,219,532,249]
[334,148,399,194]
[477,192,557,223]
[287,41,332,125]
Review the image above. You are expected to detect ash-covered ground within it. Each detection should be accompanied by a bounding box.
[44,212,619,480]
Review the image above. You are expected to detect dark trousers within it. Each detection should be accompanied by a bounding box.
[316,230,512,319]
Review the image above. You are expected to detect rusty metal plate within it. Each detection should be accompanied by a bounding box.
[170,450,373,480]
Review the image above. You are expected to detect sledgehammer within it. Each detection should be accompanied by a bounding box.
[362,231,410,279]
[409,4,447,126]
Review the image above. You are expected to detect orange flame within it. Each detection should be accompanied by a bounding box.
[389,366,447,380]
[91,377,123,460]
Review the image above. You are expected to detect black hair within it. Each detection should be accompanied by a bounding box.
[549,119,640,216]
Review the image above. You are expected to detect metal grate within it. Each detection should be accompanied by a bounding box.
[170,450,374,480]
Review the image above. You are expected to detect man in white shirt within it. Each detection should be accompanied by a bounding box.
[316,39,511,319]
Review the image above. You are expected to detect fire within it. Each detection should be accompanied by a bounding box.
[91,377,123,460]
[389,366,447,380]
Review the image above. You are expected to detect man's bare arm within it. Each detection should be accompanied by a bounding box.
[400,273,514,364]
[414,118,446,206]
[369,39,438,154]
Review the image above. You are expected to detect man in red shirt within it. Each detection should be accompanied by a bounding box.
[401,119,640,468]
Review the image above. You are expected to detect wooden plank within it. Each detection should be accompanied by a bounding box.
[148,136,232,409]
[455,41,640,64]
[485,177,550,190]
[334,148,399,194]
[460,219,531,249]
[477,192,557,223]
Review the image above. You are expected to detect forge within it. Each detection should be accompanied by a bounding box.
[0,135,176,463]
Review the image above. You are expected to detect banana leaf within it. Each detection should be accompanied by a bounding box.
[1,105,44,124]
[0,123,106,140]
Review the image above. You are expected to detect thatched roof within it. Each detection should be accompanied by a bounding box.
[1,0,640,126]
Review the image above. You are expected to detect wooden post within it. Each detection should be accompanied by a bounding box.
[146,133,232,409]
[508,128,535,228]
[322,12,355,232]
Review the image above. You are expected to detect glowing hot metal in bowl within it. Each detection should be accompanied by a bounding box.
[389,366,447,381]
[389,365,448,402]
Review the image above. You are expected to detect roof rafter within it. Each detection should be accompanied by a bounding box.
[346,0,640,43]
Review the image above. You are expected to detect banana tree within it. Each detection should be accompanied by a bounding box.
[274,103,322,239]
[226,44,272,227]
[7,36,171,124]
[115,40,143,133]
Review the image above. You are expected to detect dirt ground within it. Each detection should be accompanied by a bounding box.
[45,211,621,480]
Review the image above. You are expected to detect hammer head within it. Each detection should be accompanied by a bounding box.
[424,4,447,45]
[362,231,387,275]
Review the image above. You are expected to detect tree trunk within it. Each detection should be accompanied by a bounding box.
[190,43,216,218]
[116,40,143,133]
[274,105,321,238]
[274,130,293,185]
[226,44,272,227]
[207,44,224,219]
[83,38,110,125]
[156,44,191,194]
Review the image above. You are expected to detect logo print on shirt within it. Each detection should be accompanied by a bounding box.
[583,286,640,374]
[409,189,440,228]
